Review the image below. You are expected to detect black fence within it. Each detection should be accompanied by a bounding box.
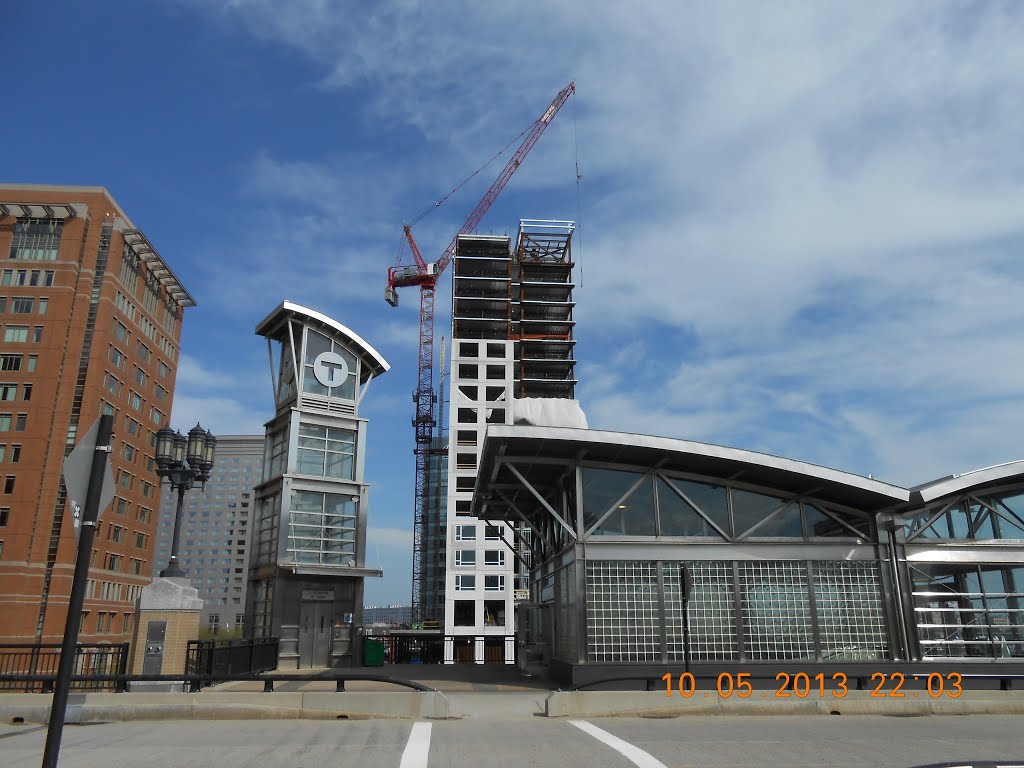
[375,634,445,664]
[185,637,278,678]
[0,643,130,692]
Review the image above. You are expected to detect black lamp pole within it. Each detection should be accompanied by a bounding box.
[156,423,216,578]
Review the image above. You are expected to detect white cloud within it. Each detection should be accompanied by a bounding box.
[170,394,267,436]
[178,0,1024,489]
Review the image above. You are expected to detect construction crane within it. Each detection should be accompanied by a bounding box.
[386,82,576,622]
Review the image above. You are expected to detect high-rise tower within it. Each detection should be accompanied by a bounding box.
[443,220,576,663]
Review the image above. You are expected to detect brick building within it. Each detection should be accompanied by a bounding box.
[0,184,193,643]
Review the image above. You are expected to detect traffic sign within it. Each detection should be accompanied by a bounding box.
[62,417,116,539]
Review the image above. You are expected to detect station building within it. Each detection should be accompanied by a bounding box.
[248,302,389,668]
[470,426,1024,684]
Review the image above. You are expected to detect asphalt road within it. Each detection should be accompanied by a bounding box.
[3,715,1024,768]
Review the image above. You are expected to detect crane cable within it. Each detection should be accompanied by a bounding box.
[573,83,584,288]
[407,123,533,229]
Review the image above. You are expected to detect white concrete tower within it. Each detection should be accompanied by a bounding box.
[443,221,576,664]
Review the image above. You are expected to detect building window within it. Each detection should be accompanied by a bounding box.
[20,384,30,402]
[453,600,475,627]
[3,476,13,494]
[26,355,36,373]
[0,384,16,401]
[484,574,504,591]
[0,355,21,372]
[10,298,33,314]
[9,218,62,261]
[455,525,476,541]
[484,525,502,540]
[113,320,129,343]
[9,445,19,463]
[455,574,476,591]
[296,424,356,480]
[483,600,505,627]
[3,326,28,343]
[38,298,47,315]
[33,326,42,343]
[454,549,476,567]
[15,414,25,431]
[484,550,505,566]
[0,414,9,431]
[286,490,357,567]
[0,507,8,526]
[128,392,142,410]
[109,347,126,369]
[301,328,357,400]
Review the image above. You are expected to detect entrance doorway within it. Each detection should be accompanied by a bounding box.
[298,601,332,667]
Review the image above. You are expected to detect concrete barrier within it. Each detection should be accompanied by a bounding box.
[544,690,1024,718]
[0,691,450,723]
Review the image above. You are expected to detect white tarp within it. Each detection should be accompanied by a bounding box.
[511,397,588,429]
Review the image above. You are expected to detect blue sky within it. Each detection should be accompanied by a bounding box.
[6,1,1024,605]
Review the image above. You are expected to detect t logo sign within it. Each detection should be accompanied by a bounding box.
[313,351,350,389]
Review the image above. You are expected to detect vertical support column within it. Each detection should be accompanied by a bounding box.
[444,636,454,664]
[474,636,485,664]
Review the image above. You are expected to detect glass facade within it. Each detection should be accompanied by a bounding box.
[286,489,357,566]
[911,562,1024,659]
[904,489,1024,542]
[302,328,357,400]
[9,218,62,261]
[579,467,873,541]
[296,423,355,479]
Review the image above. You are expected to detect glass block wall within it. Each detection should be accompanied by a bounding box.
[582,559,889,663]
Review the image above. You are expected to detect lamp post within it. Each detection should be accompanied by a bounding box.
[156,423,216,578]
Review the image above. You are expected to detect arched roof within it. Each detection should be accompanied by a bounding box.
[910,460,1024,504]
[255,301,390,379]
[475,426,910,514]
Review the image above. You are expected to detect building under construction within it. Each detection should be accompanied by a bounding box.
[442,219,579,663]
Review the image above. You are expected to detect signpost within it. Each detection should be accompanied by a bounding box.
[42,414,115,768]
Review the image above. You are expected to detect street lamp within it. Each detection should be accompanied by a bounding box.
[156,422,216,578]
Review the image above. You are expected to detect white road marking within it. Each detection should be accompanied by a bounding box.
[569,719,668,768]
[400,721,432,768]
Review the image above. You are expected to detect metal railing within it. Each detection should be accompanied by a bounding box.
[0,670,436,694]
[375,635,445,664]
[0,643,130,693]
[185,637,278,679]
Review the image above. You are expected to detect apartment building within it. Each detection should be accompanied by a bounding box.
[0,185,193,642]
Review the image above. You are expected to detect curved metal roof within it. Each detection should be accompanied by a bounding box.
[255,301,390,378]
[476,426,910,512]
[910,460,1024,504]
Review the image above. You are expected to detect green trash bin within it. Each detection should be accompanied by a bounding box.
[363,638,386,667]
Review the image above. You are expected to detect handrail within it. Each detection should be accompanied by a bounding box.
[1,671,437,694]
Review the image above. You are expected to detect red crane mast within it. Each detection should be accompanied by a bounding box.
[387,82,575,622]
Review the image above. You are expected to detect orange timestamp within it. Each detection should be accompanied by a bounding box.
[661,671,964,699]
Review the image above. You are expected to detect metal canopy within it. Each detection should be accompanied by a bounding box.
[472,426,913,521]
